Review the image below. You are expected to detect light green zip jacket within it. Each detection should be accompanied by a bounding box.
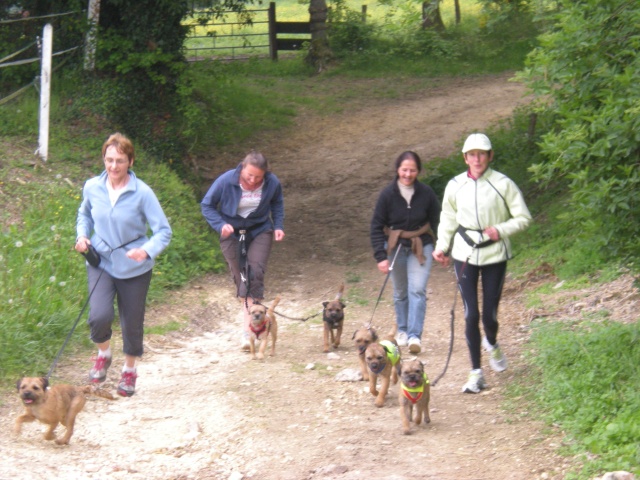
[435,168,532,266]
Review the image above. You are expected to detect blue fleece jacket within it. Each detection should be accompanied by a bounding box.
[200,163,284,238]
[76,170,172,279]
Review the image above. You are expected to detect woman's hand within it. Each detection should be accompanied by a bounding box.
[483,226,500,241]
[274,229,285,242]
[220,224,234,239]
[75,236,90,253]
[432,249,450,267]
[127,248,149,262]
[377,259,390,274]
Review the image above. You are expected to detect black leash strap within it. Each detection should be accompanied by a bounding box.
[367,245,402,328]
[46,265,105,380]
[431,283,457,386]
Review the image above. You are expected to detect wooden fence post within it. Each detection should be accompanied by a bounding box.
[268,2,277,60]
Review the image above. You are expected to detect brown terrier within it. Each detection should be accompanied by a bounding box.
[15,376,115,445]
[248,296,281,360]
[352,325,378,381]
[398,358,431,434]
[364,324,401,407]
[323,283,346,353]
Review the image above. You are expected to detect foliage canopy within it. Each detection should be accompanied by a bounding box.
[518,0,640,264]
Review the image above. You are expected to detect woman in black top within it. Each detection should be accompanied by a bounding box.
[370,151,441,354]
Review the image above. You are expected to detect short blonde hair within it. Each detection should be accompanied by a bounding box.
[102,132,135,162]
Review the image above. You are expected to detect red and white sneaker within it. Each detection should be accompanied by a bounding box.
[117,371,137,397]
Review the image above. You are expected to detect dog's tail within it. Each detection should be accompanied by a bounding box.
[335,283,345,301]
[268,295,281,317]
[81,385,117,400]
[387,322,398,342]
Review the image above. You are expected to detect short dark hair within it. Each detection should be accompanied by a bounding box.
[394,151,422,173]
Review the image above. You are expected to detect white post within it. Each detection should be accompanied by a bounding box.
[36,23,52,162]
[84,0,100,71]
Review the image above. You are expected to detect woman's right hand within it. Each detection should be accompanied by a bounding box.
[220,224,234,239]
[75,236,90,253]
[377,259,390,274]
[432,249,450,267]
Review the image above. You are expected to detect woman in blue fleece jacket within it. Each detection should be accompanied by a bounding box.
[201,151,285,350]
[75,133,172,397]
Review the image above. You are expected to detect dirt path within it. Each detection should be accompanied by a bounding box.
[0,73,570,480]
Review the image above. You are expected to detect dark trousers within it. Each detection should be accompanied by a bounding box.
[454,260,507,370]
[87,267,152,357]
[220,231,273,300]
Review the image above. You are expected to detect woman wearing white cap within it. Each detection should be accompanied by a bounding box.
[432,133,532,394]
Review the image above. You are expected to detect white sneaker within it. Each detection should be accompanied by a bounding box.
[482,337,508,372]
[462,369,486,394]
[240,332,250,351]
[395,331,408,347]
[408,337,421,354]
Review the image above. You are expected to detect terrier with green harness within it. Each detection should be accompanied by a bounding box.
[365,326,401,408]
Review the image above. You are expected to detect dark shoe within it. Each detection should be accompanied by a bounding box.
[117,371,137,397]
[89,355,112,383]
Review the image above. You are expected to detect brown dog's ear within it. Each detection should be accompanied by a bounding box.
[40,377,49,390]
[16,378,23,391]
[371,329,379,342]
[340,302,346,309]
[322,301,329,308]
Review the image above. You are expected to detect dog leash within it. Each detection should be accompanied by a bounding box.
[366,245,401,328]
[431,258,470,387]
[431,282,457,387]
[45,265,105,380]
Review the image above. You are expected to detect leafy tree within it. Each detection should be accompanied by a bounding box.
[518,0,640,263]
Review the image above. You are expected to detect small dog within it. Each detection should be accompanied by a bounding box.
[398,358,431,434]
[323,283,346,353]
[352,325,378,381]
[248,296,281,360]
[364,325,401,407]
[15,376,115,445]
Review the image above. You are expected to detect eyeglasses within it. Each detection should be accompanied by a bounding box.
[104,158,130,166]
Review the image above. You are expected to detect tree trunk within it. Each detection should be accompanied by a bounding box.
[454,0,461,24]
[306,0,331,73]
[422,0,445,31]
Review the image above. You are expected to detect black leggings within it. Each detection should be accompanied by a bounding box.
[454,260,507,370]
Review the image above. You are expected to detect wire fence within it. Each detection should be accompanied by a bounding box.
[0,9,84,104]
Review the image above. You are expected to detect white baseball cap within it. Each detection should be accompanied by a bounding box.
[462,133,492,153]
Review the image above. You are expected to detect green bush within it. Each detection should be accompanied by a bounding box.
[518,0,640,262]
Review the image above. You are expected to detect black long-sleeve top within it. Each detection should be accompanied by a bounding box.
[370,179,441,263]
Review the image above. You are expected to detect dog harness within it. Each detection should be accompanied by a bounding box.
[250,319,269,338]
[368,340,401,374]
[401,372,429,404]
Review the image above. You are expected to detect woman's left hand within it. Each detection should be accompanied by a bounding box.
[484,226,500,241]
[127,248,149,262]
[274,229,285,242]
